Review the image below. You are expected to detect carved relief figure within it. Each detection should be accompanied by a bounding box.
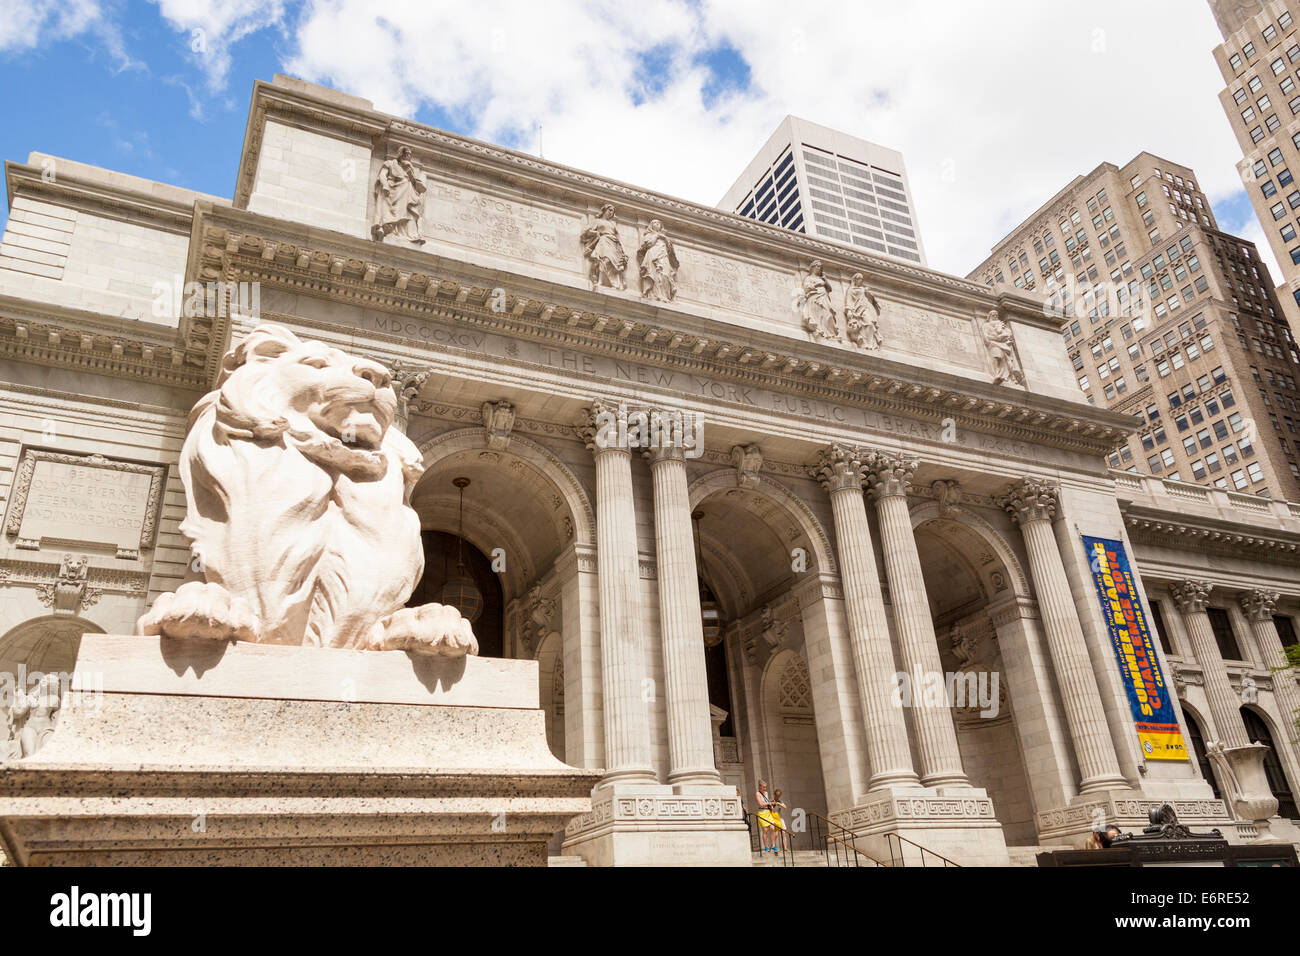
[798,261,838,340]
[136,323,477,657]
[10,673,62,758]
[581,203,628,290]
[980,309,1027,386]
[731,443,762,488]
[637,219,679,302]
[844,273,882,350]
[481,400,516,450]
[372,146,428,244]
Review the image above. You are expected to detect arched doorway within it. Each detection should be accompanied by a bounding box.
[688,470,838,820]
[912,507,1036,846]
[413,428,596,769]
[758,648,826,827]
[1182,706,1221,800]
[1241,705,1299,819]
[407,530,504,658]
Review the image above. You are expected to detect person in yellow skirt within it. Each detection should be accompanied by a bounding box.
[770,788,790,852]
[755,780,778,853]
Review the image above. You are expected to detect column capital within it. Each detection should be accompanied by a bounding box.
[1237,588,1280,622]
[575,399,626,456]
[808,443,865,494]
[998,477,1059,525]
[863,451,918,500]
[1169,579,1214,615]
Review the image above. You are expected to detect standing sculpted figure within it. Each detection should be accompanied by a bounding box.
[980,309,1026,386]
[372,146,428,244]
[637,219,679,301]
[581,203,629,290]
[136,323,476,657]
[799,260,838,340]
[11,674,62,758]
[844,272,882,350]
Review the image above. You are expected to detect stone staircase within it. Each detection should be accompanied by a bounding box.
[547,855,588,867]
[751,849,834,867]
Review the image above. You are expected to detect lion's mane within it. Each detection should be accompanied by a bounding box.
[177,324,427,649]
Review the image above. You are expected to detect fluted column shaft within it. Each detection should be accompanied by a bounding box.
[1171,580,1249,750]
[1239,590,1300,749]
[865,453,967,787]
[647,443,721,784]
[1001,478,1126,793]
[812,445,918,789]
[581,402,656,784]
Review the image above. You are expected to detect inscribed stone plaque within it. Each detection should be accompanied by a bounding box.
[5,450,165,559]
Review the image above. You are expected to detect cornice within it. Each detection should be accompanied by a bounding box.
[0,294,208,391]
[5,161,207,235]
[1122,503,1300,564]
[237,79,1058,331]
[191,203,1136,456]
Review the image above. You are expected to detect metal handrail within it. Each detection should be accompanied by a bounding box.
[806,810,888,867]
[883,831,960,867]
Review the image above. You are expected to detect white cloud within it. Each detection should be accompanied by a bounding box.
[151,0,288,90]
[275,0,1266,281]
[19,1,1281,285]
[0,0,138,70]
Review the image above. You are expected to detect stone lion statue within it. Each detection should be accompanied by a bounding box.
[137,323,477,656]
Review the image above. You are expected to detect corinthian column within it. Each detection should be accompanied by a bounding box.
[864,452,967,787]
[578,400,656,785]
[1000,478,1126,793]
[645,437,721,785]
[1238,589,1300,749]
[810,443,918,789]
[1170,581,1250,750]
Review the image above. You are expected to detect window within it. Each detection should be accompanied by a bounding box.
[1248,461,1264,483]
[1207,608,1243,660]
[1231,468,1248,489]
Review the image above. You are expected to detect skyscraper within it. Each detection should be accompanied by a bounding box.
[969,151,1300,501]
[718,115,926,265]
[1210,0,1300,331]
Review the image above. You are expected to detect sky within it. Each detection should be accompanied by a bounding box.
[0,0,1279,283]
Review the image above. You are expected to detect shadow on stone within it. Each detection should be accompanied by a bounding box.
[407,652,468,692]
[159,635,231,678]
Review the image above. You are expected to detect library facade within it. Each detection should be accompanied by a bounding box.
[0,77,1297,865]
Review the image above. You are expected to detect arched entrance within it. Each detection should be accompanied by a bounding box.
[1241,705,1299,819]
[689,470,838,820]
[1182,705,1221,799]
[413,428,595,766]
[911,505,1036,846]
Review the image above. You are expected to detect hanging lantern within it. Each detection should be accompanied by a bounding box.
[439,477,483,622]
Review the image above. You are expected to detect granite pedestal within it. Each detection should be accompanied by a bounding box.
[0,634,599,866]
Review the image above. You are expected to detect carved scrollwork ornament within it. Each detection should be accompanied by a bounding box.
[808,443,865,494]
[998,477,1059,525]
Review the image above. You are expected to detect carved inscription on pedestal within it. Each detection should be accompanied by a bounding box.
[4,450,165,559]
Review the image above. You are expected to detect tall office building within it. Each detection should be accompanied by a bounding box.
[969,151,1300,501]
[1210,0,1300,331]
[718,115,927,265]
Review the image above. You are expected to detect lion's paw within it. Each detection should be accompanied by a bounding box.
[136,581,260,643]
[368,603,478,657]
